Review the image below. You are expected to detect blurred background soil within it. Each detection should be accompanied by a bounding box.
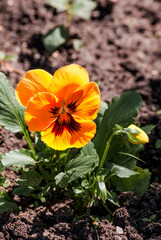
[0,0,161,239]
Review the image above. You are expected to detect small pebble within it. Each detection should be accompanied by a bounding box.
[52,50,59,58]
[0,25,3,31]
[151,70,159,76]
[116,226,124,235]
[7,0,14,6]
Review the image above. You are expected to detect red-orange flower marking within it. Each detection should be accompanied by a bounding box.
[16,64,100,150]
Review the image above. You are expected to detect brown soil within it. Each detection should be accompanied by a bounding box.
[0,0,161,239]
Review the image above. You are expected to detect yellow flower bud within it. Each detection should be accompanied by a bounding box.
[127,124,149,145]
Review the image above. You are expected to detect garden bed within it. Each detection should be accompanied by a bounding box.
[0,0,161,239]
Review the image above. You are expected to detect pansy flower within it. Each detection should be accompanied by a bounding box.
[16,64,100,150]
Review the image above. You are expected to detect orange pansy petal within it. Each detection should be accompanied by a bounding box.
[70,117,96,148]
[67,82,100,120]
[41,117,96,150]
[25,92,60,132]
[41,126,72,151]
[16,69,52,106]
[48,64,89,102]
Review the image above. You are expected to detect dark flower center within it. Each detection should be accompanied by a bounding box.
[49,101,81,136]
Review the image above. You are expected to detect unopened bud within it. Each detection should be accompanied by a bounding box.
[127,124,149,145]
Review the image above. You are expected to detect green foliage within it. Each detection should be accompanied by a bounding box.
[44,0,97,52]
[0,72,26,133]
[156,109,161,115]
[0,155,7,188]
[46,0,68,11]
[94,91,142,159]
[0,190,19,214]
[141,124,155,134]
[109,163,139,178]
[68,0,97,20]
[97,181,107,202]
[0,51,5,61]
[0,51,17,62]
[43,25,68,52]
[16,170,42,188]
[2,149,36,167]
[111,167,151,197]
[94,100,108,130]
[0,73,152,215]
[142,214,156,222]
[35,132,47,152]
[47,0,97,20]
[13,170,43,197]
[0,199,18,214]
[106,192,119,206]
[107,136,143,169]
[155,139,161,149]
[55,141,99,187]
[73,39,84,51]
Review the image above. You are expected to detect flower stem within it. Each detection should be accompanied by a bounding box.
[101,200,113,215]
[23,127,37,160]
[12,102,37,159]
[98,131,119,170]
[38,164,48,184]
[64,148,71,165]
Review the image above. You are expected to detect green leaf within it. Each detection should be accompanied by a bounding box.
[155,139,161,149]
[4,53,17,62]
[81,179,90,189]
[127,134,140,144]
[0,190,12,201]
[94,91,142,159]
[150,214,156,221]
[94,100,108,130]
[156,109,161,115]
[55,141,99,187]
[0,52,17,61]
[97,168,109,180]
[118,152,144,163]
[0,178,8,188]
[55,172,66,187]
[0,163,4,176]
[69,0,97,20]
[13,186,34,197]
[73,186,85,195]
[0,72,26,133]
[16,170,42,188]
[0,51,5,61]
[46,0,68,11]
[141,124,155,134]
[66,142,99,171]
[0,153,4,174]
[110,163,139,178]
[43,25,68,52]
[73,39,84,51]
[35,132,46,152]
[98,181,107,202]
[142,218,150,222]
[107,136,143,170]
[111,167,151,196]
[0,199,18,214]
[2,149,36,167]
[13,170,44,197]
[125,128,140,134]
[37,184,51,198]
[106,191,119,206]
[132,167,151,196]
